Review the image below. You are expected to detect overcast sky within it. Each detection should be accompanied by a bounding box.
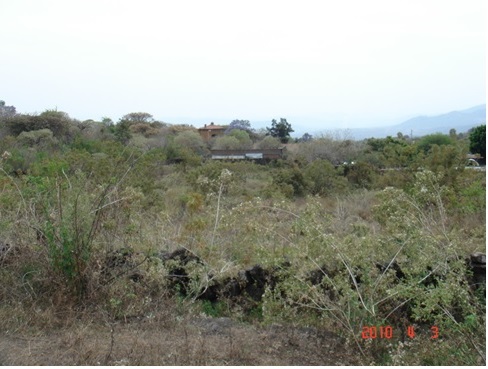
[1,0,486,132]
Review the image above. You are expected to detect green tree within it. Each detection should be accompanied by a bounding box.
[213,135,241,150]
[256,135,282,149]
[267,118,294,143]
[299,133,313,142]
[116,112,165,141]
[114,120,132,144]
[469,124,486,157]
[419,143,466,186]
[225,119,253,135]
[417,133,454,153]
[0,100,16,118]
[382,141,418,168]
[3,110,73,139]
[229,129,252,148]
[173,130,207,156]
[120,112,154,124]
[213,130,252,150]
[101,117,114,126]
[367,136,406,152]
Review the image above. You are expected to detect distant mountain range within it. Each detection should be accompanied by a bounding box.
[335,104,486,140]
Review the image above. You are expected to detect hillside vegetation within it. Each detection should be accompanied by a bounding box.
[0,105,485,365]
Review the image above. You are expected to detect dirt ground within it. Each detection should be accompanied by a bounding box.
[0,315,364,366]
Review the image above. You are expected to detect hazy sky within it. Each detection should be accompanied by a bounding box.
[1,0,486,132]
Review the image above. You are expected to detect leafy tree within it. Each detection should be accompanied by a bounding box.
[114,120,132,144]
[469,124,485,157]
[382,141,418,169]
[363,136,416,169]
[229,129,252,148]
[225,119,253,134]
[0,100,16,118]
[120,112,154,124]
[213,135,241,150]
[2,114,31,136]
[116,112,165,139]
[4,110,73,138]
[421,143,466,185]
[173,130,207,156]
[213,130,253,150]
[366,136,406,152]
[299,133,313,142]
[101,117,114,126]
[267,118,294,143]
[417,133,454,153]
[130,123,160,137]
[256,135,282,149]
[38,110,77,139]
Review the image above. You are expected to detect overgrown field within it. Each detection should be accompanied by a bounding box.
[0,110,485,365]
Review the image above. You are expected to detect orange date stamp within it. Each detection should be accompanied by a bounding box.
[361,325,439,339]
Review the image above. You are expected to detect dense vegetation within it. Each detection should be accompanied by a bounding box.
[0,102,485,365]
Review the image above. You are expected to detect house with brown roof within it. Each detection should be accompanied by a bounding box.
[198,122,226,141]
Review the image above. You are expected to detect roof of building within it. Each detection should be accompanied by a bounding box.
[198,122,226,130]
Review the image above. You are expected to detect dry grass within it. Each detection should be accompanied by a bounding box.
[0,304,360,366]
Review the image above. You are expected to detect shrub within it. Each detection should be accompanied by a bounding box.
[303,159,348,196]
[254,171,485,363]
[17,129,57,147]
[28,174,116,300]
[344,161,377,189]
[297,134,363,165]
[271,166,307,197]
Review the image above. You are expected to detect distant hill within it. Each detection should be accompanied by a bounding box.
[331,105,486,140]
[396,104,486,135]
[165,105,486,140]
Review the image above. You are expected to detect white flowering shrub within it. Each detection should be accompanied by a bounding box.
[237,170,484,364]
